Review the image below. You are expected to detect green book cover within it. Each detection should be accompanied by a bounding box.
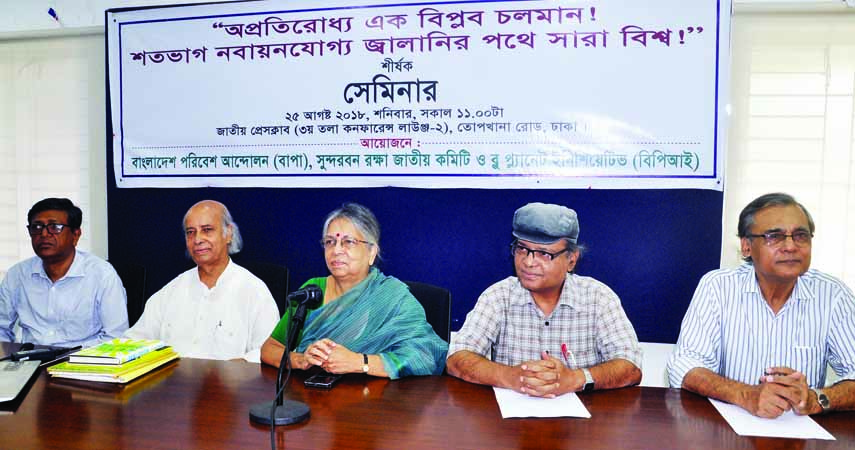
[50,347,176,375]
[68,338,166,365]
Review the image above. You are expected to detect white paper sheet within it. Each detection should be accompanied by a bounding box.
[493,387,591,419]
[709,398,835,440]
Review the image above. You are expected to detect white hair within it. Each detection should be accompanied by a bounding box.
[183,200,243,254]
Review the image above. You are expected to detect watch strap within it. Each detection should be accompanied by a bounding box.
[582,368,595,391]
[362,353,369,374]
[812,388,830,411]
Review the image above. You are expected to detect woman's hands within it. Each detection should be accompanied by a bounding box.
[303,338,361,374]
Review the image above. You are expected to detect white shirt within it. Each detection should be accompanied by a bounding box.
[125,259,278,361]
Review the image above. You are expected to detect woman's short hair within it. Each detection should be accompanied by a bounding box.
[323,202,381,263]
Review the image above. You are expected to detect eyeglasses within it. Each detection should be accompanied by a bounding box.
[510,242,570,262]
[27,223,69,236]
[745,230,813,247]
[320,236,374,250]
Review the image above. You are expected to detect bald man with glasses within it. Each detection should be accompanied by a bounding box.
[668,192,855,418]
[447,202,642,397]
[0,198,128,346]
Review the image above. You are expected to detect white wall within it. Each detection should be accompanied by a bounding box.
[0,1,235,35]
[0,0,232,264]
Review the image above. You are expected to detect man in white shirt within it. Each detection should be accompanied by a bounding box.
[126,200,278,360]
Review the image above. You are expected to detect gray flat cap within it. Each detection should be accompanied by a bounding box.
[512,202,579,244]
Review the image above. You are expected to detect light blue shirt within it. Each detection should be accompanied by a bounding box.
[668,264,855,389]
[0,249,128,347]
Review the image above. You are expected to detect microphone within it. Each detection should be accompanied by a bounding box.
[0,343,34,362]
[287,284,322,307]
[249,284,322,427]
[285,285,321,352]
[1,343,81,364]
[12,347,69,362]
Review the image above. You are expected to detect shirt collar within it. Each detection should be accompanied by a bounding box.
[30,249,83,281]
[511,273,576,309]
[742,263,813,302]
[194,257,233,289]
[557,274,577,308]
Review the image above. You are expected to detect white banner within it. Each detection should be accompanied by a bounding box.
[108,0,730,189]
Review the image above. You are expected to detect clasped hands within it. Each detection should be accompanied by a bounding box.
[516,351,584,398]
[301,338,360,374]
[747,366,817,418]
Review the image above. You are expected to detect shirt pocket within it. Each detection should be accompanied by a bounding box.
[54,295,97,336]
[569,348,598,368]
[212,319,246,357]
[787,346,824,387]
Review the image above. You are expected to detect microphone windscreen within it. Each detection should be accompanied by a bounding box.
[302,284,322,308]
[288,284,323,308]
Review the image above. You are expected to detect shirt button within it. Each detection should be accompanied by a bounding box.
[545,321,550,326]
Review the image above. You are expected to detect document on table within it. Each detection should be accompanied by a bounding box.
[709,398,834,440]
[493,387,591,419]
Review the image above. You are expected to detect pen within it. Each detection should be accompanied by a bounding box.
[561,343,577,367]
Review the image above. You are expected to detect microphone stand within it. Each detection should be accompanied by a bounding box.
[249,299,312,426]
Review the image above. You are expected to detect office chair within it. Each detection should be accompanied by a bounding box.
[403,280,451,343]
[238,260,291,317]
[109,261,147,327]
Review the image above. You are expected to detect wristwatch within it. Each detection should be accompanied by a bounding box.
[582,368,595,392]
[362,354,369,374]
[812,388,830,412]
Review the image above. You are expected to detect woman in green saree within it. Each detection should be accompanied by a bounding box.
[260,203,447,379]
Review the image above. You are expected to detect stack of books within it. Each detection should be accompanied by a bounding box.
[47,338,179,384]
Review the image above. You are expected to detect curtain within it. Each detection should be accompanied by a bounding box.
[0,33,106,275]
[724,12,855,289]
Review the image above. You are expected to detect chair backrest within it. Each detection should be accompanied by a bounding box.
[638,342,675,388]
[238,261,290,316]
[109,261,147,327]
[403,280,451,343]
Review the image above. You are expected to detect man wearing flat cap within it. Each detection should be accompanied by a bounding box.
[447,202,642,396]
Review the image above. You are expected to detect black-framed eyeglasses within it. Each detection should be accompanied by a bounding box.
[510,242,570,262]
[320,236,374,250]
[27,223,69,236]
[745,230,813,247]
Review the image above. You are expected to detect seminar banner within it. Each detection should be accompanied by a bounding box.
[107,0,730,189]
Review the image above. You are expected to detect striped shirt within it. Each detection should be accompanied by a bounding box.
[448,274,642,369]
[668,264,855,388]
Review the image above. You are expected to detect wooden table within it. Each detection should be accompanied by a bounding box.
[1,343,852,449]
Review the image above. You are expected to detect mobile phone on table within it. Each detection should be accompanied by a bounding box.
[304,372,343,389]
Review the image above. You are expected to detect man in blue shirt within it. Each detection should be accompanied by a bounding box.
[0,198,128,346]
[668,193,855,418]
